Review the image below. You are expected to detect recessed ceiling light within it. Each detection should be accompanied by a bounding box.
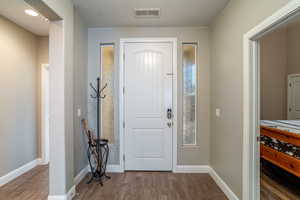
[25,9,39,17]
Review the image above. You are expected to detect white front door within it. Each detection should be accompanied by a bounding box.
[288,74,300,120]
[124,42,173,171]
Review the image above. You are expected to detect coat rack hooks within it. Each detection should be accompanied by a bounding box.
[90,79,107,99]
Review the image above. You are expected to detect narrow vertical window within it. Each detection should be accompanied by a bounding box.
[100,44,115,144]
[182,43,197,145]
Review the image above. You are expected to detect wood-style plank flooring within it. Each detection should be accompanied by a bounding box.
[75,172,228,200]
[260,159,300,200]
[0,165,49,200]
[0,165,228,200]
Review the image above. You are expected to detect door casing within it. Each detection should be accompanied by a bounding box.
[243,1,300,200]
[119,38,177,171]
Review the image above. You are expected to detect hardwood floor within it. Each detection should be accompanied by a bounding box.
[0,165,49,200]
[0,165,228,200]
[260,159,300,200]
[75,172,228,200]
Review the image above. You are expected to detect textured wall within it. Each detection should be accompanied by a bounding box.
[210,0,290,198]
[73,8,88,176]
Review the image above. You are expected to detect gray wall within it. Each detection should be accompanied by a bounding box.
[287,21,300,75]
[260,28,287,120]
[260,22,300,120]
[210,0,290,198]
[0,16,41,177]
[88,27,211,165]
[73,8,88,176]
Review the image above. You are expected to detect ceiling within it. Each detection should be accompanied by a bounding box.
[72,0,230,27]
[0,0,49,36]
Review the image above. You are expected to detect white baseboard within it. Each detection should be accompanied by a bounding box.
[74,165,89,185]
[173,165,211,173]
[0,159,41,187]
[208,167,239,200]
[67,185,76,200]
[48,185,76,200]
[106,164,124,173]
[39,158,49,166]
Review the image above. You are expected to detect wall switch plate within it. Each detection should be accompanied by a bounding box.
[216,108,221,117]
[77,108,81,117]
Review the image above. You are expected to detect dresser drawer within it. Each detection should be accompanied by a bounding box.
[276,150,300,173]
[260,144,300,177]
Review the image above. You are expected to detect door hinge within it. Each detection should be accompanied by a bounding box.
[123,87,125,94]
[123,121,125,128]
[123,53,125,61]
[123,154,125,161]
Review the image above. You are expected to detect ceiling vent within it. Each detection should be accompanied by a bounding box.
[134,8,160,18]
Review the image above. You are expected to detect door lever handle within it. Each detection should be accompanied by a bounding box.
[167,108,173,119]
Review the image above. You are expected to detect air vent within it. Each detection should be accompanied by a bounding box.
[134,8,160,18]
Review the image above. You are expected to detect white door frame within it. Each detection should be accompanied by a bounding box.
[287,73,300,120]
[41,64,50,165]
[119,38,177,171]
[243,1,300,200]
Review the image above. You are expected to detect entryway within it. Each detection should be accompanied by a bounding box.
[121,39,177,171]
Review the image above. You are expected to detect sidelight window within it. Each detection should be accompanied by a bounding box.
[100,44,115,144]
[182,43,197,146]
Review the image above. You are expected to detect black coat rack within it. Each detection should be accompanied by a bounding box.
[88,77,110,185]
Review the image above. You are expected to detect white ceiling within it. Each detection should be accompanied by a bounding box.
[72,0,230,27]
[0,0,49,36]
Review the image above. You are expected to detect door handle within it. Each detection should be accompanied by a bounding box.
[167,108,173,119]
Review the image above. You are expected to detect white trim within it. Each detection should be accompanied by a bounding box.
[74,165,89,186]
[48,185,76,200]
[41,64,50,165]
[119,38,178,171]
[99,44,115,140]
[173,165,210,173]
[209,167,239,200]
[243,1,300,200]
[0,159,41,187]
[106,164,124,173]
[182,42,198,146]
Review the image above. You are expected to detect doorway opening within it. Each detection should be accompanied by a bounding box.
[0,1,50,198]
[243,1,300,200]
